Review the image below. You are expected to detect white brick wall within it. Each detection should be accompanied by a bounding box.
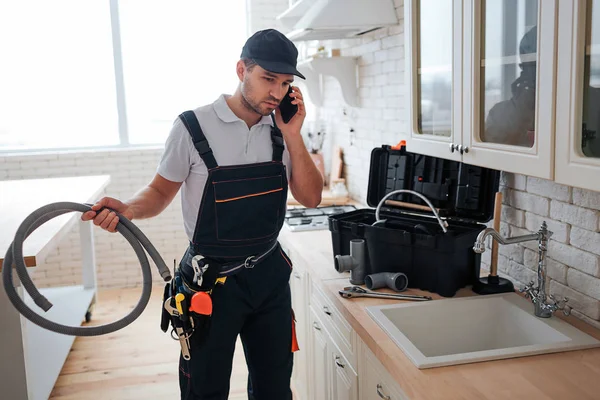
[314,5,405,202]
[479,173,600,328]
[246,0,290,34]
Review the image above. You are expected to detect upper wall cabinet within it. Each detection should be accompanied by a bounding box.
[555,0,600,192]
[463,0,557,179]
[404,0,463,162]
[405,0,558,180]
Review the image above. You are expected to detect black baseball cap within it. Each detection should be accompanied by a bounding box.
[241,29,306,80]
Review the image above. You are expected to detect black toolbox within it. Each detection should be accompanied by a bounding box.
[328,143,500,297]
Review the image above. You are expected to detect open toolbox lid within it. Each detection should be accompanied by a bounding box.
[366,142,501,224]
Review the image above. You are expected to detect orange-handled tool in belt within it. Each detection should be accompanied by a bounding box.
[190,292,213,315]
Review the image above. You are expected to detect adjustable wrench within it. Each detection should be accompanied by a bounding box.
[163,297,192,360]
[339,286,432,301]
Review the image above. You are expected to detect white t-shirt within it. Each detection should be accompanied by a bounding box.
[156,94,292,242]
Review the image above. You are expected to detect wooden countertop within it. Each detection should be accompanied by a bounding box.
[0,175,111,269]
[279,227,600,400]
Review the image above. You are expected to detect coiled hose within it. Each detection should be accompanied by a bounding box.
[3,202,172,336]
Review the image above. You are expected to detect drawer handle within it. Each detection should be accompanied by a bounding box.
[313,322,321,331]
[293,272,301,279]
[335,356,345,368]
[323,306,332,316]
[377,384,391,400]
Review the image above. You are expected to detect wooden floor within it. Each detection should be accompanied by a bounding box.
[49,285,251,400]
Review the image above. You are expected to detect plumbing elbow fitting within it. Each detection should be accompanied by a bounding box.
[365,272,409,292]
[335,239,366,285]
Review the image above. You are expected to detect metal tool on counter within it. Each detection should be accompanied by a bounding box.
[339,286,432,301]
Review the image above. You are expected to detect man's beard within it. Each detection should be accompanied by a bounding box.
[240,79,279,116]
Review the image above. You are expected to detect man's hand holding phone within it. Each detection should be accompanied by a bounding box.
[275,85,305,137]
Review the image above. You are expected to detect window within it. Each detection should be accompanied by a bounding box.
[0,1,119,151]
[0,0,247,152]
[119,1,247,145]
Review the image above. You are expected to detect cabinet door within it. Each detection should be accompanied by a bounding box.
[309,307,330,400]
[555,0,600,191]
[404,0,463,160]
[462,0,557,179]
[291,267,309,400]
[359,342,409,400]
[329,342,358,400]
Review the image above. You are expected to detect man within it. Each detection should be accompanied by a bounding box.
[81,28,323,400]
[482,26,537,147]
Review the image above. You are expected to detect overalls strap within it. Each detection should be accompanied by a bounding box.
[179,111,218,169]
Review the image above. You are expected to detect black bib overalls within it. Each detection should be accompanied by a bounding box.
[176,111,296,400]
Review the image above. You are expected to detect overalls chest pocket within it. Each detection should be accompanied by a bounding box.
[213,174,284,241]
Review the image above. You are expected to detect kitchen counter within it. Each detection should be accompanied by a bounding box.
[279,227,600,400]
[0,175,110,400]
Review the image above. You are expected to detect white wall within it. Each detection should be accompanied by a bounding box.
[246,0,290,33]
[1,0,598,331]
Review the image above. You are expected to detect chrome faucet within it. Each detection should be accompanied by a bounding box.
[473,221,570,318]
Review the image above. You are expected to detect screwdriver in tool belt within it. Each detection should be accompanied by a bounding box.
[175,293,185,316]
[177,293,194,332]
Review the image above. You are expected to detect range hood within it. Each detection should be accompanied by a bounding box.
[277,0,399,41]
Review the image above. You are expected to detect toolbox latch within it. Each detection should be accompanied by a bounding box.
[390,140,407,152]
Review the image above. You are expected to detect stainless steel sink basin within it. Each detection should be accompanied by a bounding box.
[366,292,600,369]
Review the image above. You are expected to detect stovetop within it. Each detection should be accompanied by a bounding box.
[284,205,357,231]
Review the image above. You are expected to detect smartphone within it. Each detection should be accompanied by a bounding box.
[278,86,298,124]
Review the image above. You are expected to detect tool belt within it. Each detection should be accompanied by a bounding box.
[160,243,279,359]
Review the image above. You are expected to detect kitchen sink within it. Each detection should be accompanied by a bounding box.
[365,292,600,369]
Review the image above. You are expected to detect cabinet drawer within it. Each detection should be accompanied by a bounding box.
[309,278,357,369]
[329,331,358,400]
[360,341,409,400]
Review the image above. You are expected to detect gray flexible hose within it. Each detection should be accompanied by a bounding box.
[3,202,172,336]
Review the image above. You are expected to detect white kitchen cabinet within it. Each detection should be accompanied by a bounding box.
[404,0,463,162]
[330,338,359,400]
[309,277,358,368]
[309,305,359,400]
[289,254,309,400]
[309,307,332,400]
[405,0,558,180]
[359,341,410,400]
[555,0,600,192]
[281,235,407,400]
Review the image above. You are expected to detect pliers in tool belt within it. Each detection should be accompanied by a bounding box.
[191,255,209,286]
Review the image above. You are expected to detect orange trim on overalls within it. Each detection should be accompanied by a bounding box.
[280,249,293,269]
[291,309,299,352]
[215,188,283,203]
